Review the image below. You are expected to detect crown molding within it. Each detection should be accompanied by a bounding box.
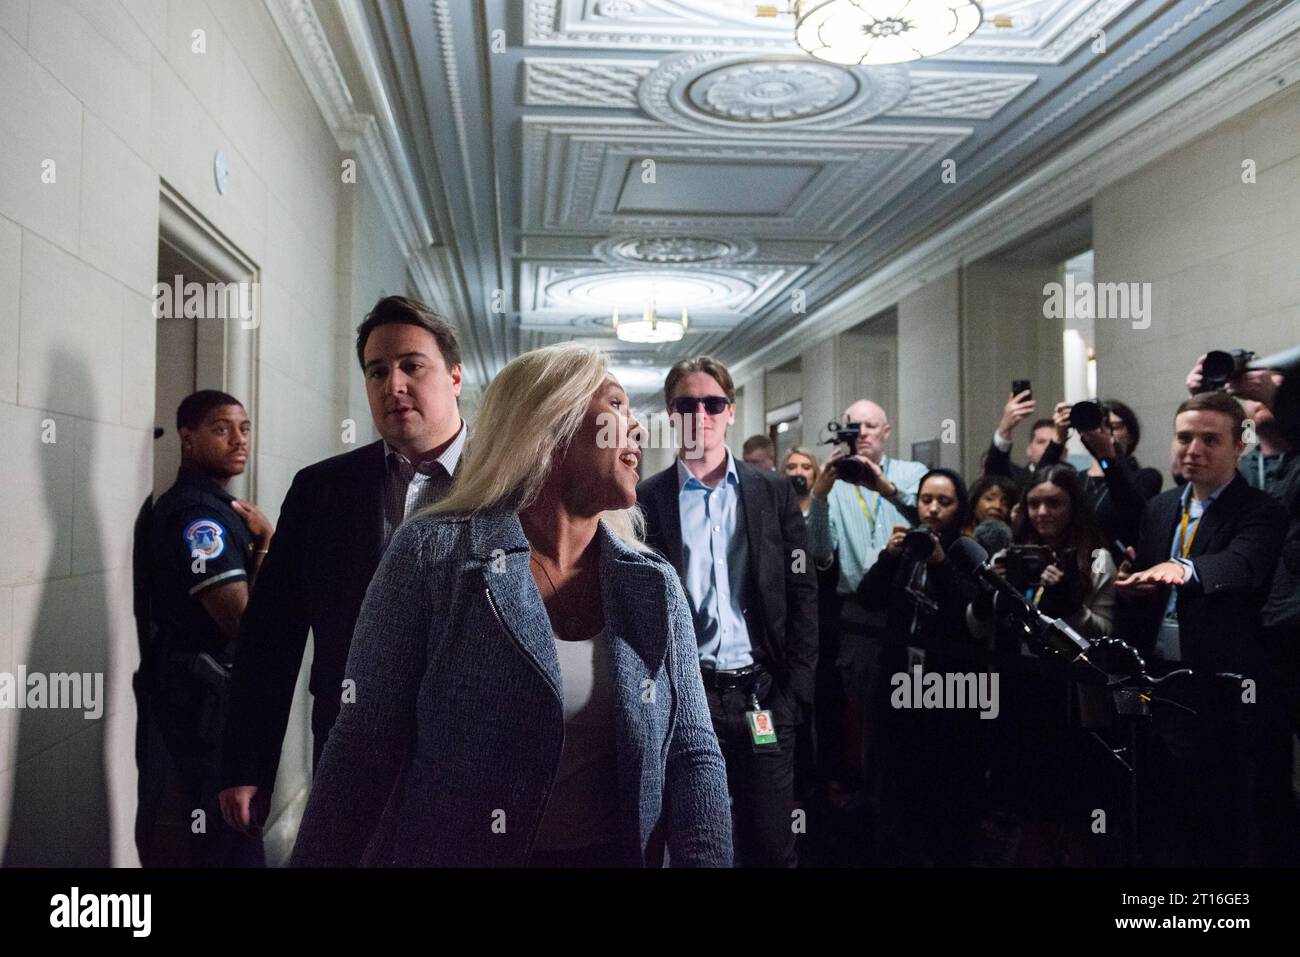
[264,0,434,261]
[731,2,1300,385]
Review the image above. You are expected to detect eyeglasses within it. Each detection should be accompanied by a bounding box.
[670,395,731,416]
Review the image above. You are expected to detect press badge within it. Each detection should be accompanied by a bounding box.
[746,693,779,752]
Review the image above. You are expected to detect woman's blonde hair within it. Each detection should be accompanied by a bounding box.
[782,446,821,486]
[425,343,646,547]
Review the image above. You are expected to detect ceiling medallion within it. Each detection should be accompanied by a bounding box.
[794,0,984,66]
[638,52,909,135]
[595,0,644,16]
[595,235,756,266]
[544,270,749,314]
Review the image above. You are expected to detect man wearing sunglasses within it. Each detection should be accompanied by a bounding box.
[637,357,817,867]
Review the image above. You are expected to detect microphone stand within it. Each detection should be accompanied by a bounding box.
[1012,605,1198,866]
[948,538,1199,865]
[980,580,1195,866]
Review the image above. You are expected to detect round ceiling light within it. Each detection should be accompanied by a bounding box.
[795,0,984,66]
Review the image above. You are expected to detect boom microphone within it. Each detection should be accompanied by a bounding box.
[972,519,1012,558]
[947,537,1094,663]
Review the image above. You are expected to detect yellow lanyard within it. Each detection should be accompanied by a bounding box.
[1176,494,1202,558]
[854,486,880,534]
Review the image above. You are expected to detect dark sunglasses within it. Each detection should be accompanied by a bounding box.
[670,395,731,416]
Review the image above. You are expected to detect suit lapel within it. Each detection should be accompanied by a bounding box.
[737,461,765,576]
[474,511,561,695]
[652,467,685,578]
[599,524,672,862]
[600,525,671,669]
[1148,489,1181,564]
[352,440,387,572]
[1186,475,1243,560]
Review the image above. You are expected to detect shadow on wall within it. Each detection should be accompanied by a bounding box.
[3,349,112,866]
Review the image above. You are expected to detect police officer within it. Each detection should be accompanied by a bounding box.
[142,389,273,867]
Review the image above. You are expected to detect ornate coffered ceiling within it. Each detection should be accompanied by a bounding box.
[284,0,1299,408]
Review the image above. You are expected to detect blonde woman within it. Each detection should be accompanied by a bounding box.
[782,447,820,516]
[290,344,732,867]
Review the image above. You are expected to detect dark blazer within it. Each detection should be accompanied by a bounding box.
[983,440,1033,489]
[1116,474,1285,675]
[289,510,732,868]
[636,458,818,716]
[222,440,388,790]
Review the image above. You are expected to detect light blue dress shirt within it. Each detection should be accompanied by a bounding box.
[804,456,929,601]
[677,453,753,670]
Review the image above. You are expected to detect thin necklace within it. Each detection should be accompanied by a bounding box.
[530,549,597,640]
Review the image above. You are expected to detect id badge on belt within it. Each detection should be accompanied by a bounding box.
[746,693,779,752]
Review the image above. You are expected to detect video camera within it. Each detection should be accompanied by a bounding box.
[1002,544,1055,591]
[821,420,870,483]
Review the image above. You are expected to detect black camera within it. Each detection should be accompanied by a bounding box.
[1003,544,1053,590]
[824,420,870,483]
[902,526,936,563]
[789,474,808,495]
[1069,399,1107,432]
[1200,349,1255,392]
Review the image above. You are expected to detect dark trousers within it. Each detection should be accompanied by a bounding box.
[1253,624,1300,865]
[812,615,846,787]
[836,619,887,806]
[706,681,798,868]
[140,685,264,868]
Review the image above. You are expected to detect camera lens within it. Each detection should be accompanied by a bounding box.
[1201,350,1237,390]
[1069,400,1104,432]
[902,528,934,563]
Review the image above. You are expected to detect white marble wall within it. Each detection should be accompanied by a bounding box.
[1093,82,1300,453]
[0,0,407,866]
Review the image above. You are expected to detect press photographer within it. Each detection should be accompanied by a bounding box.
[1038,398,1162,549]
[966,465,1118,866]
[856,468,982,864]
[983,382,1057,489]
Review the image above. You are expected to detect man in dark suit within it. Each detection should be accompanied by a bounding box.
[217,296,466,837]
[637,356,817,867]
[1116,390,1285,866]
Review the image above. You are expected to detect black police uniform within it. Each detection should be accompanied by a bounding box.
[143,465,263,867]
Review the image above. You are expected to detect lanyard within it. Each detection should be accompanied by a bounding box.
[1176,489,1203,558]
[855,485,880,534]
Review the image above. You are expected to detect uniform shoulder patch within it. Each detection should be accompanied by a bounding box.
[183,517,227,560]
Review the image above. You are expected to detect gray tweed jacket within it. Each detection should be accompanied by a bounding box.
[288,508,733,867]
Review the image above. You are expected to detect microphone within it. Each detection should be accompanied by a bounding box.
[948,537,1032,613]
[947,537,1094,663]
[972,519,1012,558]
